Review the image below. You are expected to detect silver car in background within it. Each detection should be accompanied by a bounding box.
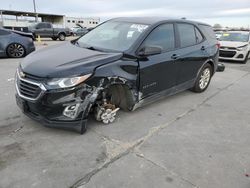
[219,31,250,64]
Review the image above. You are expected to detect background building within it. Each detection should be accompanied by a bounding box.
[0,9,100,31]
[66,17,100,28]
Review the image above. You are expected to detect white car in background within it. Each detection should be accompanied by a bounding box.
[219,31,250,64]
[215,31,223,40]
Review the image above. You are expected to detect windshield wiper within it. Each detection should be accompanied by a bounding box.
[86,46,97,50]
[85,46,103,52]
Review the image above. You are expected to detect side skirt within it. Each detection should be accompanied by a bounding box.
[132,79,195,110]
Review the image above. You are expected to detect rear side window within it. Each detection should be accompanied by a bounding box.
[0,29,11,36]
[143,24,175,51]
[199,24,216,39]
[177,23,196,47]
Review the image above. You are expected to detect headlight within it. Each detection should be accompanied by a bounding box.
[47,74,91,88]
[237,45,248,51]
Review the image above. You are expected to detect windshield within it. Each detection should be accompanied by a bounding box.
[220,32,249,42]
[77,21,149,51]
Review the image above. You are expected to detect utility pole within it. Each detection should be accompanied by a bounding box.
[33,0,38,22]
[0,11,3,27]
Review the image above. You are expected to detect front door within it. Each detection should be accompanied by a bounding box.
[138,23,179,99]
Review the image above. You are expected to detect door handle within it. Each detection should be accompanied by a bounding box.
[171,54,179,59]
[201,46,206,51]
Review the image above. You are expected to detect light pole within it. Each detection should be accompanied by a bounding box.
[33,0,38,22]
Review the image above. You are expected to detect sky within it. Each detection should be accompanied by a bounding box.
[0,0,250,27]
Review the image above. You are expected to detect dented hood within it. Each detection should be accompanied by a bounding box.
[20,42,123,78]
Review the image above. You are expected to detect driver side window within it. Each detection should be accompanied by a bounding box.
[143,24,175,52]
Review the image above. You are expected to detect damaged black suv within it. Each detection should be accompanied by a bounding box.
[15,17,219,134]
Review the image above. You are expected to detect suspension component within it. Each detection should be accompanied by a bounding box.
[95,102,120,124]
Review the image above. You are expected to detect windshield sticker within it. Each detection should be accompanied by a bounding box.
[223,33,230,36]
[127,31,135,38]
[130,24,148,32]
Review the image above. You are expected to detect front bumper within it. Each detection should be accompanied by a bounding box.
[15,72,97,133]
[16,93,85,123]
[219,48,248,62]
[15,90,90,133]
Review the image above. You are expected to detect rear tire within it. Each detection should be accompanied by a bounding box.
[6,43,26,58]
[191,63,212,93]
[58,33,66,41]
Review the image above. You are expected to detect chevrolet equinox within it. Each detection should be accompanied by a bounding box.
[15,18,219,134]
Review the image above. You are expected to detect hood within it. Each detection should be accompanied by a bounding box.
[220,41,248,48]
[20,42,123,78]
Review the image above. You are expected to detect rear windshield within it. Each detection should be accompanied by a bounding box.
[219,32,250,42]
[199,24,216,39]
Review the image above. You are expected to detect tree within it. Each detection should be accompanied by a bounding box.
[213,24,222,29]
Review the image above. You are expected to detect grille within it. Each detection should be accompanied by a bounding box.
[17,78,42,99]
[220,46,236,50]
[219,50,236,58]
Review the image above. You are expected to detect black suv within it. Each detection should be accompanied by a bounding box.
[15,18,219,134]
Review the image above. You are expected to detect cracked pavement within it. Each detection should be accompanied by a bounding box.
[0,40,250,188]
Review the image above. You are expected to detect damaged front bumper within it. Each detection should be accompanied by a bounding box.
[15,77,100,134]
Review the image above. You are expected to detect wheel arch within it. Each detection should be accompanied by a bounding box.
[85,60,140,110]
[197,59,215,78]
[206,60,215,75]
[58,32,66,36]
[105,83,137,111]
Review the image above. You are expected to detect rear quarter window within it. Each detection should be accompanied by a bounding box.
[195,27,204,43]
[198,24,216,39]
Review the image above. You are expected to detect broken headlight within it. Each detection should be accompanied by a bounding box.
[47,74,91,88]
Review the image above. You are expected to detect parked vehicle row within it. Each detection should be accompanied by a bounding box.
[15,18,219,134]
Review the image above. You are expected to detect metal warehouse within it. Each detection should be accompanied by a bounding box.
[0,9,100,31]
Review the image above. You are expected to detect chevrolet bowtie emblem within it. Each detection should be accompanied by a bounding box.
[20,71,26,78]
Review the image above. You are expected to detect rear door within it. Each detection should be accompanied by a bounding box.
[138,23,180,99]
[174,23,209,85]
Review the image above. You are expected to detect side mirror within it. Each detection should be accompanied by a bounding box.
[138,46,162,56]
